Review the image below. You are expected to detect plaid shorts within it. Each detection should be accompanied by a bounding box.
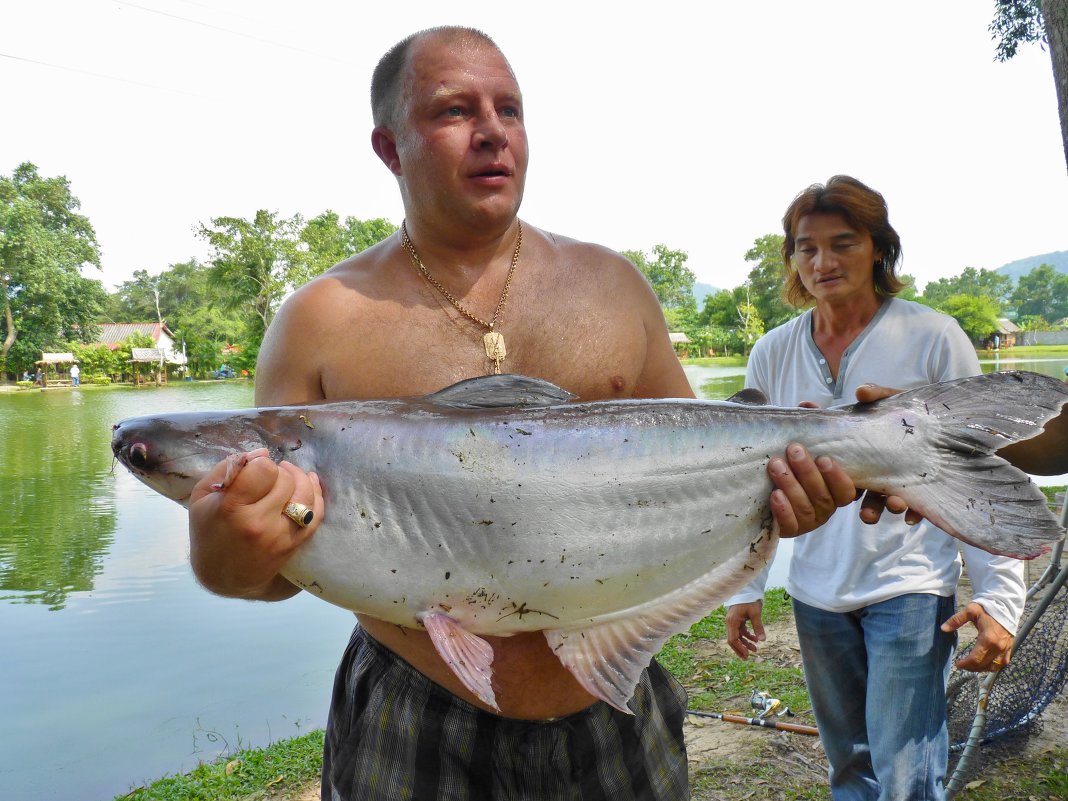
[322,625,689,801]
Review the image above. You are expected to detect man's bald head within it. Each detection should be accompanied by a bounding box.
[370,26,506,129]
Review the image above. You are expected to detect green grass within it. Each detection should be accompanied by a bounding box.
[114,730,324,801]
[658,589,812,714]
[953,750,1068,801]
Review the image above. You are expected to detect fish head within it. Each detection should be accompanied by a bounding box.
[111,410,281,505]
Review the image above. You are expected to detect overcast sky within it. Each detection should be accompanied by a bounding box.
[2,0,1066,294]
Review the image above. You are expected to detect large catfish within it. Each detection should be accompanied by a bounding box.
[111,370,1068,712]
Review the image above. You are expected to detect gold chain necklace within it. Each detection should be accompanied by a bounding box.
[400,220,522,375]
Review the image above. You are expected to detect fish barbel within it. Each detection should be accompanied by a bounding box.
[111,371,1068,712]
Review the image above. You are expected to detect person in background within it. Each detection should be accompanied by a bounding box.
[70,363,80,387]
[183,28,866,801]
[724,175,1027,801]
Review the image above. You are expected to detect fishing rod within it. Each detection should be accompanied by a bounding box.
[687,710,820,737]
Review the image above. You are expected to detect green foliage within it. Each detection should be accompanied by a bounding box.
[743,234,794,330]
[198,210,306,337]
[114,730,325,801]
[936,294,1002,340]
[0,162,105,377]
[989,0,1046,61]
[110,259,249,378]
[624,244,697,309]
[896,274,920,301]
[1012,263,1068,323]
[920,267,1013,309]
[697,288,768,356]
[297,211,397,282]
[1016,314,1056,331]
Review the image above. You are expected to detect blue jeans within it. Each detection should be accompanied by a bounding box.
[793,593,956,801]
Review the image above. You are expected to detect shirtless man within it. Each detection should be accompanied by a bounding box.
[187,26,857,800]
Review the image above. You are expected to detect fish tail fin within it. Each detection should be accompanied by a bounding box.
[858,371,1068,558]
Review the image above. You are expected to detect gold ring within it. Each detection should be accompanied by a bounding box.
[992,658,1004,668]
[283,500,313,527]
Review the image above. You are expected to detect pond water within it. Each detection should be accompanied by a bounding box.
[2,358,1065,800]
[0,383,357,801]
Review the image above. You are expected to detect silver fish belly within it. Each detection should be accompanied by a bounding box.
[111,371,1068,712]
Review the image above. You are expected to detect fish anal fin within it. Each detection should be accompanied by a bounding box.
[419,611,499,711]
[546,526,778,714]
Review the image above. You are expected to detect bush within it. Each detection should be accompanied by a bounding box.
[89,374,111,386]
[15,380,35,389]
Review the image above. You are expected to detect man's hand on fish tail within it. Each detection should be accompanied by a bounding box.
[941,602,1014,673]
[768,444,857,538]
[188,454,323,601]
[853,383,924,526]
[726,601,765,660]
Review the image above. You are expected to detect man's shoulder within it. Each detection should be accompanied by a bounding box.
[883,297,961,331]
[529,225,634,266]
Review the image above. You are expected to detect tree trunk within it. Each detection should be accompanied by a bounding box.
[1043,0,1068,173]
[2,288,16,361]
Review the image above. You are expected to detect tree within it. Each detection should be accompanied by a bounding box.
[920,266,1013,308]
[991,0,1068,173]
[896,274,920,301]
[0,162,104,378]
[623,244,696,309]
[743,234,794,330]
[108,259,248,377]
[198,210,305,338]
[1010,263,1068,322]
[297,212,397,283]
[938,294,1002,341]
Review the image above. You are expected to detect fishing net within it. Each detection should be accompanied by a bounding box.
[944,543,1068,794]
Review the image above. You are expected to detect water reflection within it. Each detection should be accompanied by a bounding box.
[0,390,120,608]
[0,384,254,609]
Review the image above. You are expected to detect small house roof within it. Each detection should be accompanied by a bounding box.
[130,347,187,366]
[97,322,176,347]
[131,347,166,363]
[668,332,691,344]
[36,352,77,365]
[996,318,1021,334]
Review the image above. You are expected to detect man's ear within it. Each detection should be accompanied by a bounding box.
[371,126,402,176]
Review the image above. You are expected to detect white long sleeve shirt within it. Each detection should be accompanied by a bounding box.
[726,298,1026,633]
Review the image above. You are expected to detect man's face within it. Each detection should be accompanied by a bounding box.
[390,36,528,231]
[792,213,880,305]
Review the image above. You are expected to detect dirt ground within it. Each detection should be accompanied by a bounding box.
[287,605,1068,800]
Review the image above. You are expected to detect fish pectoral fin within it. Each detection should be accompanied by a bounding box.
[419,611,499,712]
[210,448,271,491]
[546,526,779,714]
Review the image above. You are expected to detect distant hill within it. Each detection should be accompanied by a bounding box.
[693,282,719,305]
[995,250,1068,283]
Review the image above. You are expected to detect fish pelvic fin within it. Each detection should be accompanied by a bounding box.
[418,611,499,711]
[544,525,778,714]
[856,370,1068,558]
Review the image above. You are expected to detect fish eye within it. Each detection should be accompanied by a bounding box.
[128,442,149,469]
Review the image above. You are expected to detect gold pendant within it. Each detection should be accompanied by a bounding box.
[483,331,506,374]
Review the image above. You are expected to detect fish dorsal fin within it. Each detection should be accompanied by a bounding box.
[544,525,777,713]
[425,374,576,409]
[419,611,500,711]
[725,388,769,405]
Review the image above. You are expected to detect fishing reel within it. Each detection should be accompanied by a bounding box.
[750,689,786,719]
